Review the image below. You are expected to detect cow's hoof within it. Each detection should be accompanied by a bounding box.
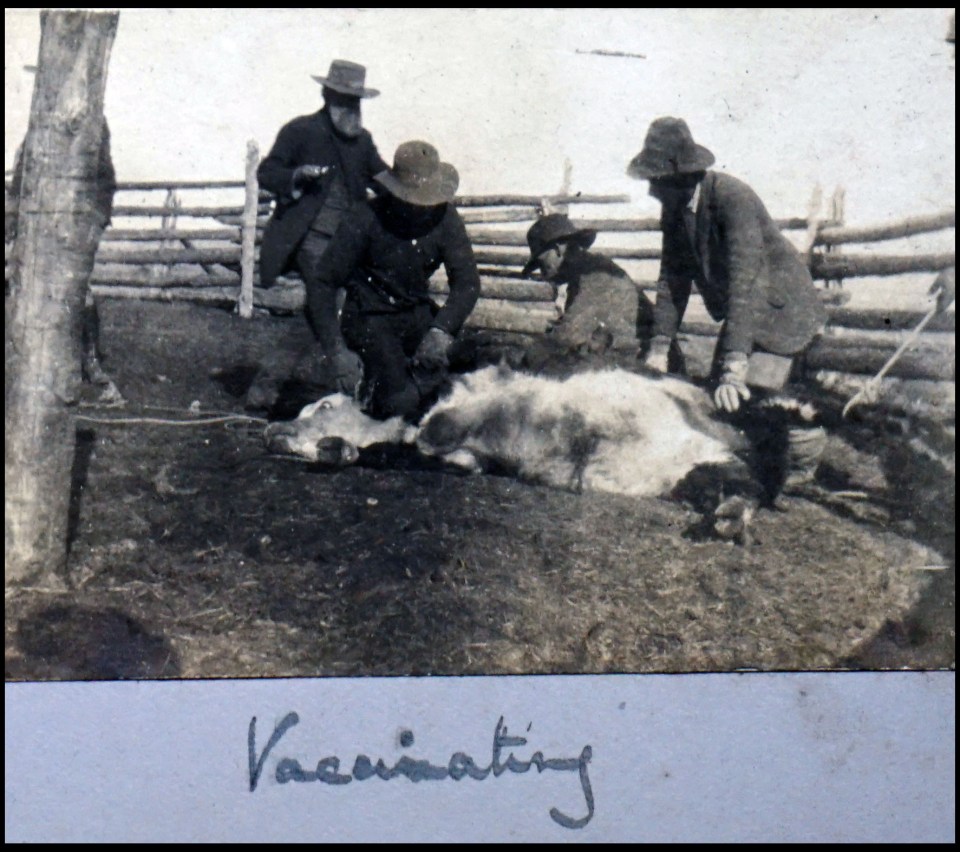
[441,448,482,473]
[315,436,359,467]
[713,495,755,545]
[245,380,281,411]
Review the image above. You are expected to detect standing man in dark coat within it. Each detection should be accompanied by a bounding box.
[311,141,480,420]
[628,117,828,500]
[247,59,388,409]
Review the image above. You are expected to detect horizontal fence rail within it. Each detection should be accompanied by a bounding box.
[5,149,955,385]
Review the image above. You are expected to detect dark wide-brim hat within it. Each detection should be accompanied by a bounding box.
[311,59,379,98]
[521,214,597,276]
[627,117,715,180]
[374,140,459,206]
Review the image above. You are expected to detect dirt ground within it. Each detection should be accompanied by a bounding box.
[4,299,955,679]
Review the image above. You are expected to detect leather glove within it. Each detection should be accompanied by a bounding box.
[714,352,752,413]
[929,267,955,314]
[642,336,673,373]
[315,344,362,395]
[413,327,455,371]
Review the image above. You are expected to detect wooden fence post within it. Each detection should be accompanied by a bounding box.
[826,185,846,290]
[5,10,119,585]
[238,139,260,318]
[801,183,823,263]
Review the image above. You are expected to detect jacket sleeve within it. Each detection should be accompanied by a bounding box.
[366,137,389,186]
[433,208,481,335]
[652,224,693,342]
[309,207,370,351]
[717,190,766,357]
[257,121,304,200]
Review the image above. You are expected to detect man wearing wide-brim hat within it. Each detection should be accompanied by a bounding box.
[628,116,828,500]
[309,140,480,420]
[248,60,387,410]
[520,213,673,374]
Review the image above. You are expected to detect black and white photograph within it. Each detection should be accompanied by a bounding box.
[4,12,956,841]
[5,8,955,681]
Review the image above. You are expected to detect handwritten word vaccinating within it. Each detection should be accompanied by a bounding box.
[248,712,594,829]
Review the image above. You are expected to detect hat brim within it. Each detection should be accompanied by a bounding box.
[374,162,459,206]
[626,144,715,180]
[521,229,597,276]
[311,75,380,98]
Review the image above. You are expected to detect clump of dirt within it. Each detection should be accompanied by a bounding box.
[4,300,954,679]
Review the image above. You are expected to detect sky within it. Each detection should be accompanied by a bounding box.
[5,8,956,228]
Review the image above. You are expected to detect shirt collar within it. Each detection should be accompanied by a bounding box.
[686,180,701,214]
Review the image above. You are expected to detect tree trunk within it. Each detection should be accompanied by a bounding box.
[5,10,119,585]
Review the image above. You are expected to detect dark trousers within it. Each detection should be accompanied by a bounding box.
[340,299,442,420]
[246,231,345,409]
[297,231,338,347]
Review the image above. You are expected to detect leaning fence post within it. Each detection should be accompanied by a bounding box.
[800,183,823,264]
[238,139,260,318]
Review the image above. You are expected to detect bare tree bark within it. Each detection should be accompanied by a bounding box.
[5,10,119,585]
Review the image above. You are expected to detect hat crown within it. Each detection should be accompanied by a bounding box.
[393,141,442,184]
[374,140,459,205]
[312,58,378,98]
[521,213,597,275]
[643,117,697,169]
[326,59,366,90]
[627,116,715,179]
[527,214,576,256]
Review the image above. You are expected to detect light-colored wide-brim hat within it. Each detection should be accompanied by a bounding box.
[627,116,715,180]
[374,141,459,206]
[311,59,379,98]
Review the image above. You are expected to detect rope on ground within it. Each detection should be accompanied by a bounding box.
[76,413,268,427]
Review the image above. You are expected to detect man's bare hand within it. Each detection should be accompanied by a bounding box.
[293,164,330,185]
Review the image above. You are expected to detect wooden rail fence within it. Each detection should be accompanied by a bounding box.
[6,140,955,384]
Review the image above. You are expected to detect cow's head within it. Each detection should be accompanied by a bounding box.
[263,392,406,463]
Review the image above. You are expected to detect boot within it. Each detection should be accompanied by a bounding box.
[782,425,827,491]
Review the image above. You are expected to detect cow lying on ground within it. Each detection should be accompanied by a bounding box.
[265,365,754,513]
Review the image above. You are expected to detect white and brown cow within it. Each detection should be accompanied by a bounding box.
[264,365,747,499]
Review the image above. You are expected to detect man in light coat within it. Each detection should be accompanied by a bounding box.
[629,117,828,500]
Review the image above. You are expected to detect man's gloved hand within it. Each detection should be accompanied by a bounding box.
[714,352,752,413]
[413,327,455,371]
[314,344,362,395]
[641,336,673,373]
[929,266,955,314]
[331,346,362,394]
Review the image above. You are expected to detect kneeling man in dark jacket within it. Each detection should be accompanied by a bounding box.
[311,141,481,420]
[519,213,682,374]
